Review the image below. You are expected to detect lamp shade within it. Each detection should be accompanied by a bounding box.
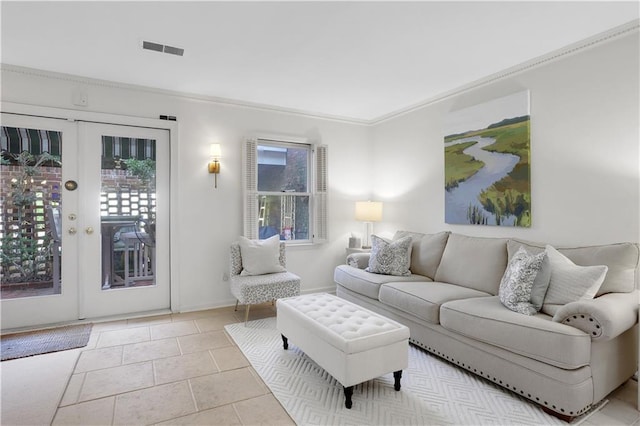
[210,143,222,159]
[355,201,383,222]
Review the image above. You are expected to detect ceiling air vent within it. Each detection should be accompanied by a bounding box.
[142,40,184,57]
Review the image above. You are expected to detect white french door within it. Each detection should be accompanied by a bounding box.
[78,122,170,319]
[1,114,80,329]
[1,114,170,329]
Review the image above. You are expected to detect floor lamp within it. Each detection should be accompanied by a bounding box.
[355,201,383,249]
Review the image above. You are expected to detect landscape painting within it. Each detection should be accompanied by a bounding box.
[444,90,531,227]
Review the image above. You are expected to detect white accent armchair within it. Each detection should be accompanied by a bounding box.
[230,241,301,324]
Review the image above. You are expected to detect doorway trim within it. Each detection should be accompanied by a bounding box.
[1,101,181,314]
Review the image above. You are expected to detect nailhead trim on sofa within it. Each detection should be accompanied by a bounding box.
[409,338,592,417]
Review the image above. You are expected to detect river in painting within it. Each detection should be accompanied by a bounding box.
[445,136,520,226]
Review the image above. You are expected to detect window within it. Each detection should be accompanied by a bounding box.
[244,138,327,243]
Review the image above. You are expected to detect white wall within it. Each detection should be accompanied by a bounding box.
[0,68,374,311]
[2,29,638,314]
[371,32,640,247]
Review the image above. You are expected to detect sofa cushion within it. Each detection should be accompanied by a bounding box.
[542,245,608,316]
[393,231,450,279]
[379,281,491,324]
[507,240,551,310]
[334,264,429,300]
[440,296,591,369]
[434,233,508,295]
[366,235,412,276]
[508,239,639,296]
[499,247,546,315]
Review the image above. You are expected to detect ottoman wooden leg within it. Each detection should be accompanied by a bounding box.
[281,334,288,350]
[393,370,402,391]
[343,386,354,409]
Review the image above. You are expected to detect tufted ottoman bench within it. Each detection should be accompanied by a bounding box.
[276,293,410,408]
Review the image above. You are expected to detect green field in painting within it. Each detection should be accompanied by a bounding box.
[444,141,484,191]
[444,119,531,226]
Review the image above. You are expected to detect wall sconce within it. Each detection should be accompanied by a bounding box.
[208,143,221,188]
[355,200,383,248]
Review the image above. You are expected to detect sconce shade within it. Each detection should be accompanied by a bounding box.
[210,143,222,159]
[355,201,383,222]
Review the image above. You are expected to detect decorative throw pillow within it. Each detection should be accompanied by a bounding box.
[238,235,285,276]
[366,235,412,276]
[507,241,551,311]
[541,245,608,315]
[499,247,546,315]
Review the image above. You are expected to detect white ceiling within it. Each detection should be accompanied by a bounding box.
[1,1,638,122]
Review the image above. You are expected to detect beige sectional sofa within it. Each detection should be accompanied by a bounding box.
[334,231,639,419]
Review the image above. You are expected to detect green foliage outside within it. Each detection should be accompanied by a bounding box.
[2,152,61,283]
[444,119,531,227]
[123,158,156,186]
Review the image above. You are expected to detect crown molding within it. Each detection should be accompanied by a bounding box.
[0,64,370,126]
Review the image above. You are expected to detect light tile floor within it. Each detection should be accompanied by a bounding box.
[6,303,640,425]
[52,304,295,425]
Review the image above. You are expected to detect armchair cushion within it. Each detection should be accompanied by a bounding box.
[238,235,285,276]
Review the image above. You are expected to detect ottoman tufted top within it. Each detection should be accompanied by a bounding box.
[277,293,409,354]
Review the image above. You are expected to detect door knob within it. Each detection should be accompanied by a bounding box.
[68,227,77,235]
[85,227,94,235]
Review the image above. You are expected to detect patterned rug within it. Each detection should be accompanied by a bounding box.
[226,318,605,425]
[1,323,93,361]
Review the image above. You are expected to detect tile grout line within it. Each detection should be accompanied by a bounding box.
[50,348,83,424]
[109,393,116,426]
[208,349,222,373]
[186,378,200,413]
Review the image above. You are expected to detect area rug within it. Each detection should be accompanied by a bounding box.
[225,318,606,426]
[1,323,93,361]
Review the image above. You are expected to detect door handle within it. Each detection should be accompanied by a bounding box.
[85,227,94,235]
[68,227,77,235]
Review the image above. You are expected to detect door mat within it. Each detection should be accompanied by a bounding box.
[1,323,93,361]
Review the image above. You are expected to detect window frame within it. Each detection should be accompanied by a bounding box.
[243,137,327,245]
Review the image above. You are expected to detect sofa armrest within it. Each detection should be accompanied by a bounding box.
[552,291,639,341]
[346,253,370,269]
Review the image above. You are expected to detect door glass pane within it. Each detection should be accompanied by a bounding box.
[1,126,62,299]
[100,136,156,290]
